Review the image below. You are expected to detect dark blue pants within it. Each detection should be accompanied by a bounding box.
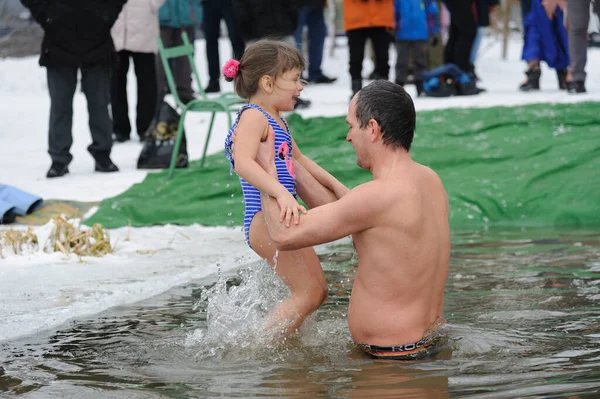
[294,6,327,81]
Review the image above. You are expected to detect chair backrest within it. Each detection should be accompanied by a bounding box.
[157,31,208,109]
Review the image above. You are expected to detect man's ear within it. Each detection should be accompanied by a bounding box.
[368,118,381,143]
[259,75,274,94]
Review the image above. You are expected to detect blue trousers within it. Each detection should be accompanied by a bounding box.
[294,6,327,80]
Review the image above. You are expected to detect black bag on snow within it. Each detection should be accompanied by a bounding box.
[137,101,189,169]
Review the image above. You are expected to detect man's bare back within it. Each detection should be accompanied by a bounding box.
[348,161,449,347]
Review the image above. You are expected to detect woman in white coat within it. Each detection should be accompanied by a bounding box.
[111,0,166,142]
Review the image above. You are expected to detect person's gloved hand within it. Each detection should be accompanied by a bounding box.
[430,35,439,47]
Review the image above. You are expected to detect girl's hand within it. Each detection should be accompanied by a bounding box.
[276,191,307,227]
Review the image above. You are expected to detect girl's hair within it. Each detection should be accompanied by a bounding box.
[233,39,306,99]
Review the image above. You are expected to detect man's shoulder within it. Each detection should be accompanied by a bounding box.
[346,180,399,206]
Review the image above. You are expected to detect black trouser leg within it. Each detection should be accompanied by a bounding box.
[222,0,246,59]
[132,52,158,137]
[81,65,113,158]
[444,0,477,72]
[369,27,391,79]
[413,40,428,81]
[47,65,78,165]
[347,28,368,81]
[111,50,131,138]
[156,27,194,101]
[204,2,222,82]
[395,40,410,83]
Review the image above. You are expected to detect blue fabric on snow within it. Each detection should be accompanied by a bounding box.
[521,0,569,69]
[0,185,43,217]
[422,63,471,92]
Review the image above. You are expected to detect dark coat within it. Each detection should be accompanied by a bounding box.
[232,0,299,42]
[297,0,325,7]
[20,0,126,67]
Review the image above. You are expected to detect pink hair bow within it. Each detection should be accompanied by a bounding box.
[222,59,240,80]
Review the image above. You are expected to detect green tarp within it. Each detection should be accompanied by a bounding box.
[86,102,600,230]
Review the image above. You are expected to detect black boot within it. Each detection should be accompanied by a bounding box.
[557,69,568,90]
[519,68,541,91]
[351,79,362,98]
[415,80,424,96]
[113,132,130,143]
[204,79,220,93]
[567,81,587,94]
[93,153,119,173]
[46,162,69,178]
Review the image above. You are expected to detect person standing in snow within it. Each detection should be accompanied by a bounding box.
[294,0,337,84]
[232,0,312,109]
[343,0,395,97]
[566,0,597,93]
[157,0,203,103]
[202,0,246,93]
[393,0,440,96]
[518,0,569,92]
[20,0,126,178]
[111,0,166,143]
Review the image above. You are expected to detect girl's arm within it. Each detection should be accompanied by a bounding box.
[233,109,289,199]
[294,160,339,208]
[291,137,350,200]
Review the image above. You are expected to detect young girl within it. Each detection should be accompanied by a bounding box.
[223,40,347,337]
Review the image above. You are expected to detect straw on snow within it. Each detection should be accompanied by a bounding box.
[0,216,112,257]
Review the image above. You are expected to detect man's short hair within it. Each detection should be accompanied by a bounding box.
[355,80,416,151]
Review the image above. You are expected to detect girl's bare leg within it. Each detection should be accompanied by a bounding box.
[249,211,328,336]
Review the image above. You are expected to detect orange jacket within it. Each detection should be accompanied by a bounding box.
[343,0,394,32]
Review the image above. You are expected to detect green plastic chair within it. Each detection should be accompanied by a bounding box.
[157,31,245,178]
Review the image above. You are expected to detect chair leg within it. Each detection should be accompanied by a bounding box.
[200,112,217,167]
[168,110,187,179]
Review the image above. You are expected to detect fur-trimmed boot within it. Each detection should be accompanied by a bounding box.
[519,68,541,91]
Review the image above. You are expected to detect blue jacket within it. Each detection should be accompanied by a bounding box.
[159,0,203,28]
[394,0,440,41]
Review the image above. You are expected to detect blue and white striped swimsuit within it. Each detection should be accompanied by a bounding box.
[224,104,297,247]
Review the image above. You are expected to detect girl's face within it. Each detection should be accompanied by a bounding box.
[273,68,304,112]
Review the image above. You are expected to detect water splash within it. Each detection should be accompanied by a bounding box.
[185,261,290,358]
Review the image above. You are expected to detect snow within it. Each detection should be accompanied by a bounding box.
[0,33,598,343]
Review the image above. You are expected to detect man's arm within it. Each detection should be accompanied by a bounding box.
[256,126,380,250]
[294,159,338,209]
[291,137,350,200]
[261,183,381,250]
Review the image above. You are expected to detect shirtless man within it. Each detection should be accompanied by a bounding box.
[257,80,450,360]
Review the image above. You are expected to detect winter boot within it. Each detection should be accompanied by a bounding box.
[351,79,362,98]
[204,79,220,93]
[567,81,587,94]
[556,69,568,90]
[519,68,541,91]
[415,80,424,96]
